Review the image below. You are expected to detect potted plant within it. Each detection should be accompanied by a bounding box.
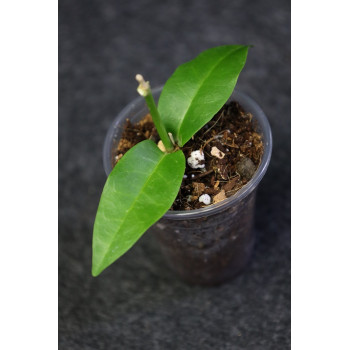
[92,45,272,285]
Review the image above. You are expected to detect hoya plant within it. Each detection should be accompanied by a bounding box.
[92,45,250,276]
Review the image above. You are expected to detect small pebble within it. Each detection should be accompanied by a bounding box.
[236,157,256,180]
[198,194,211,205]
[211,146,225,159]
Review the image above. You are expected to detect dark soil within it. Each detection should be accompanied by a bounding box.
[112,101,263,211]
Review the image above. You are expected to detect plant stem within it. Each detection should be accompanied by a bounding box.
[135,74,174,152]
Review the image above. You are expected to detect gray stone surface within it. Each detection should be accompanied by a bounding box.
[59,0,290,348]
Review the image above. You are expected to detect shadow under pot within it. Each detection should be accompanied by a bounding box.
[103,87,272,286]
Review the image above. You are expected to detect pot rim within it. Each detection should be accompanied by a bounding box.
[103,86,272,220]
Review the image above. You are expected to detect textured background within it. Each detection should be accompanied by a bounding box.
[59,0,290,349]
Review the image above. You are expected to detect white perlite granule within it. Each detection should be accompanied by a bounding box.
[198,194,211,205]
[187,150,205,169]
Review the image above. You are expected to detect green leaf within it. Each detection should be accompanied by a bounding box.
[92,140,185,276]
[158,45,249,146]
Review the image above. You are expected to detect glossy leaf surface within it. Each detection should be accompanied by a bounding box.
[158,45,249,146]
[92,140,185,276]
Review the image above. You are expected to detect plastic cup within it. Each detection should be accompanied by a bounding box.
[103,87,272,285]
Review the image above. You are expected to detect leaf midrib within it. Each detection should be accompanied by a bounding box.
[175,46,245,144]
[98,148,169,271]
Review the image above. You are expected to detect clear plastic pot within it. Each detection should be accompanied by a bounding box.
[103,87,272,285]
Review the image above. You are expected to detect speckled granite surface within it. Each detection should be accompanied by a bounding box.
[59,0,290,348]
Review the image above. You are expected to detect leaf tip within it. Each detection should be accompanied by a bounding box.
[91,262,103,277]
